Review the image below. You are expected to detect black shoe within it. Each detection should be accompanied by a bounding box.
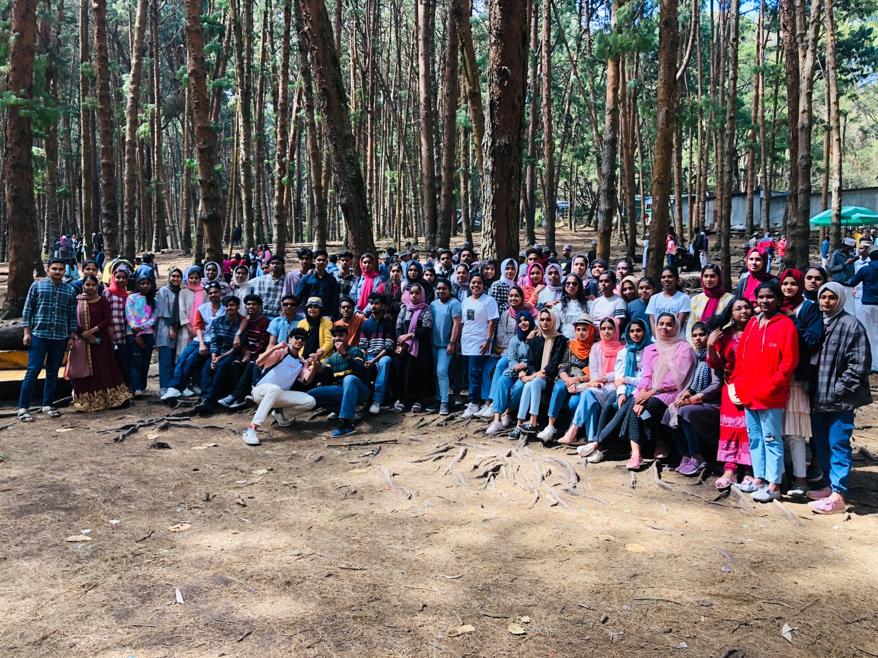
[228,398,249,411]
[194,401,214,416]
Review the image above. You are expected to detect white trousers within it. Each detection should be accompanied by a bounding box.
[251,383,316,426]
[857,303,878,372]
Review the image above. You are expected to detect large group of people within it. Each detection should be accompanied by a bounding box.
[17,236,877,515]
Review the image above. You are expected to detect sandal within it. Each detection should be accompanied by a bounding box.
[18,411,34,423]
[809,497,846,515]
[734,477,761,494]
[714,475,736,490]
[41,406,61,418]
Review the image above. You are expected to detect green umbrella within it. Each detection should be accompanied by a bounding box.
[810,206,878,227]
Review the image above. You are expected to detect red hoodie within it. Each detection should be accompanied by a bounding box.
[730,312,799,410]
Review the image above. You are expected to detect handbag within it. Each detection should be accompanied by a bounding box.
[64,337,92,380]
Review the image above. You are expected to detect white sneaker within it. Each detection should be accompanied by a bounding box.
[181,388,195,397]
[476,403,494,418]
[587,449,604,464]
[327,411,338,420]
[271,410,292,427]
[242,428,261,446]
[190,385,202,395]
[369,401,381,414]
[576,441,599,458]
[501,413,512,428]
[159,388,167,397]
[161,387,182,400]
[461,403,479,419]
[485,419,504,435]
[536,426,557,441]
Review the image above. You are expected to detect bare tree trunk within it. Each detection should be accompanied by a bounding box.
[79,0,95,249]
[647,0,679,279]
[523,0,538,247]
[757,0,771,234]
[541,0,556,252]
[2,0,39,317]
[416,0,438,248]
[480,0,529,261]
[598,0,623,261]
[437,0,459,249]
[300,0,376,259]
[42,7,61,258]
[122,0,149,259]
[825,0,842,250]
[720,0,739,283]
[273,0,292,257]
[181,89,193,256]
[230,0,256,250]
[780,0,800,263]
[620,58,638,259]
[150,0,168,251]
[452,0,485,176]
[93,0,119,255]
[185,0,225,263]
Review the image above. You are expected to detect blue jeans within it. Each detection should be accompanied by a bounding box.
[573,388,609,440]
[517,377,547,419]
[309,375,371,421]
[744,408,785,484]
[157,345,176,390]
[201,353,237,402]
[811,411,855,495]
[485,356,509,403]
[369,355,392,404]
[18,336,67,409]
[466,354,490,405]
[127,334,155,392]
[482,356,500,401]
[547,379,581,419]
[168,341,207,390]
[433,346,454,404]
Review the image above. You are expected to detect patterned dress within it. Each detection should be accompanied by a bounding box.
[71,295,132,411]
[708,331,751,467]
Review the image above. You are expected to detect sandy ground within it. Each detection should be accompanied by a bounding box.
[1,229,877,657]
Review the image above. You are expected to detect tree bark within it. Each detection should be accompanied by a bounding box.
[416,0,438,248]
[273,0,292,257]
[79,0,96,248]
[150,0,168,251]
[92,0,119,256]
[184,0,225,264]
[437,0,459,249]
[300,0,376,259]
[523,0,538,247]
[122,0,149,260]
[480,0,529,261]
[720,0,739,284]
[452,0,485,176]
[2,0,39,317]
[779,0,800,262]
[540,0,556,252]
[825,0,842,250]
[598,0,623,261]
[647,0,679,280]
[230,0,257,250]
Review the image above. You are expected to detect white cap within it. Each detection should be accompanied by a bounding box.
[843,237,857,247]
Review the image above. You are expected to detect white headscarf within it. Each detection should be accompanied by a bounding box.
[817,282,847,324]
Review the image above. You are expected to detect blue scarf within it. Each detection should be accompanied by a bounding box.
[515,310,536,341]
[624,318,652,379]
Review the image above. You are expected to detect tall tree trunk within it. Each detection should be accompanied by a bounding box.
[122,0,149,260]
[523,0,538,246]
[481,0,529,261]
[2,0,39,317]
[647,0,679,280]
[540,0,556,252]
[780,0,800,261]
[273,0,292,257]
[92,0,119,256]
[720,0,739,283]
[417,0,438,248]
[79,0,96,249]
[300,0,376,259]
[757,0,771,233]
[825,0,842,250]
[181,88,193,256]
[598,0,623,261]
[452,0,485,176]
[184,0,225,263]
[620,58,638,260]
[42,7,60,258]
[437,0,459,249]
[230,0,256,250]
[150,0,168,251]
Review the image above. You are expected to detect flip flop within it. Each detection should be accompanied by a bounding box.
[714,475,735,490]
[18,412,34,423]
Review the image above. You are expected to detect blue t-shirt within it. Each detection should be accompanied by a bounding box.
[627,298,649,325]
[267,314,302,342]
[430,298,462,348]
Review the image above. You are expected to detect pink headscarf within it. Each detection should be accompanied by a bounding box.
[401,286,428,357]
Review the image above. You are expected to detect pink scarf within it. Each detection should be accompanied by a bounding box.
[357,254,380,311]
[401,289,428,357]
[597,320,624,375]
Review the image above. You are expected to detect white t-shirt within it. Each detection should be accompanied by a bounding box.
[645,290,692,319]
[588,295,627,325]
[552,299,586,340]
[460,294,500,356]
[260,354,304,390]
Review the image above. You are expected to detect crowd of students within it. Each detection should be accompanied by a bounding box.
[17,239,877,515]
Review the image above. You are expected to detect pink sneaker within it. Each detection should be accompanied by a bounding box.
[809,497,846,514]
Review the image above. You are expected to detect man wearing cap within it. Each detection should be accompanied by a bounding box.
[845,243,878,371]
[828,237,858,313]
[241,326,318,446]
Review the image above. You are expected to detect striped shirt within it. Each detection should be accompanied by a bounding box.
[22,278,77,341]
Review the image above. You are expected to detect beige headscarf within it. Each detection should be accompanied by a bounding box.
[539,310,561,370]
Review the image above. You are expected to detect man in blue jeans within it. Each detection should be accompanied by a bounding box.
[308,326,371,438]
[18,259,78,422]
[358,293,396,414]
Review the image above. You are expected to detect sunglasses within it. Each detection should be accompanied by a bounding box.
[282,302,296,307]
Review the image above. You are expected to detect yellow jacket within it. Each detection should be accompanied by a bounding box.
[297,316,334,361]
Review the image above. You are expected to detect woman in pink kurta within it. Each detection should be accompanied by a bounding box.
[618,312,695,471]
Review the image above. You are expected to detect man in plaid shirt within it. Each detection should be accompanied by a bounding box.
[18,259,78,422]
[252,255,286,317]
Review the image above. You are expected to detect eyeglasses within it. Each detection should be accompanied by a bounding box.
[282,302,296,307]
[565,281,579,287]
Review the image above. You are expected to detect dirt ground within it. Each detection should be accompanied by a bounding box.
[2,229,878,657]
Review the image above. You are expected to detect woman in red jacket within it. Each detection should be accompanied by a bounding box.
[730,282,799,502]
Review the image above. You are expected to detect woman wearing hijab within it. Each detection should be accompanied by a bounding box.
[392,284,435,412]
[807,283,872,514]
[103,266,131,385]
[488,258,520,313]
[779,268,824,495]
[553,274,589,339]
[510,310,568,439]
[297,296,334,362]
[576,318,653,463]
[666,322,722,476]
[619,275,639,305]
[520,262,545,308]
[618,312,695,471]
[734,247,777,302]
[485,311,535,435]
[802,266,827,302]
[452,264,471,302]
[230,264,254,307]
[538,314,596,442]
[155,268,184,396]
[707,298,754,489]
[125,274,158,395]
[537,263,564,308]
[69,275,132,411]
[402,261,435,303]
[351,253,383,312]
[178,266,205,352]
[480,259,499,289]
[203,260,232,297]
[730,282,799,502]
[689,264,734,330]
[381,263,405,317]
[554,317,623,444]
